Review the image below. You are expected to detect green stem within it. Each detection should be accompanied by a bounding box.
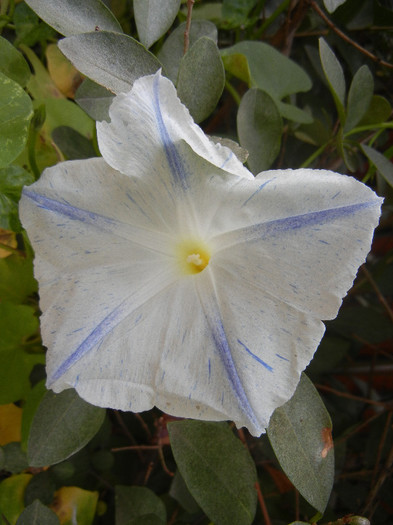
[225,79,241,106]
[27,127,41,180]
[344,121,393,137]
[300,142,330,168]
[255,0,291,38]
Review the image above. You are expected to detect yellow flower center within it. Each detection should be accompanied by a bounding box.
[176,239,211,275]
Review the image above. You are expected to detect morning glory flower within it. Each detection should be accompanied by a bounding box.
[20,72,382,437]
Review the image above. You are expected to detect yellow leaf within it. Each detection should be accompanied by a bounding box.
[0,229,17,258]
[0,404,22,445]
[46,44,83,99]
[0,473,32,525]
[51,486,99,525]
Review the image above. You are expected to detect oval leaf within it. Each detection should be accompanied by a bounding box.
[0,36,31,87]
[318,38,346,122]
[75,79,114,121]
[16,499,60,525]
[27,389,106,467]
[361,144,393,188]
[267,374,334,513]
[51,486,98,525]
[177,37,225,123]
[24,0,122,36]
[134,0,181,49]
[344,65,374,133]
[221,41,312,101]
[157,20,218,83]
[358,95,392,126]
[0,165,34,231]
[115,486,166,525]
[0,473,32,525]
[0,72,33,168]
[58,31,161,94]
[168,421,257,525]
[237,88,282,173]
[323,0,348,12]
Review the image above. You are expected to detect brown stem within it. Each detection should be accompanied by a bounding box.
[310,0,393,69]
[183,0,195,54]
[361,265,393,323]
[255,482,272,525]
[316,383,393,408]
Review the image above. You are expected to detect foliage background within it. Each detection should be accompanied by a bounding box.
[0,0,392,524]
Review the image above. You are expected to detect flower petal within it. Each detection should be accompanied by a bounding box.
[211,169,383,319]
[202,264,325,435]
[50,274,259,428]
[19,158,181,388]
[97,71,252,181]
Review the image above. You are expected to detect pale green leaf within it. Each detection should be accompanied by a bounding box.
[318,38,346,122]
[0,37,31,87]
[28,390,106,467]
[134,0,181,49]
[21,381,47,452]
[75,78,114,121]
[169,471,200,514]
[157,20,217,83]
[344,65,374,133]
[237,88,282,173]
[1,442,28,474]
[222,0,258,27]
[177,37,225,123]
[59,31,161,94]
[267,374,334,513]
[221,41,312,100]
[361,144,393,188]
[115,486,166,525]
[168,420,257,525]
[24,0,122,36]
[358,95,392,127]
[323,0,348,13]
[277,101,313,124]
[0,72,33,168]
[16,499,60,525]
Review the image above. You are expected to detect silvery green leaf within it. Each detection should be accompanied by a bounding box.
[24,0,122,36]
[268,374,334,513]
[344,65,374,133]
[221,41,312,100]
[362,144,393,188]
[134,0,181,49]
[75,78,114,121]
[157,20,218,83]
[237,88,282,173]
[209,136,249,164]
[323,0,348,13]
[59,31,161,94]
[177,37,225,123]
[319,38,346,123]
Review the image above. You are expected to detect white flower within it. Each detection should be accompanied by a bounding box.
[19,72,382,436]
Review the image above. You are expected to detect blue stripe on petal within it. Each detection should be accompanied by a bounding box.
[276,353,290,362]
[210,319,259,427]
[226,201,379,245]
[23,189,116,230]
[242,178,276,207]
[48,302,127,384]
[237,339,273,371]
[152,74,189,191]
